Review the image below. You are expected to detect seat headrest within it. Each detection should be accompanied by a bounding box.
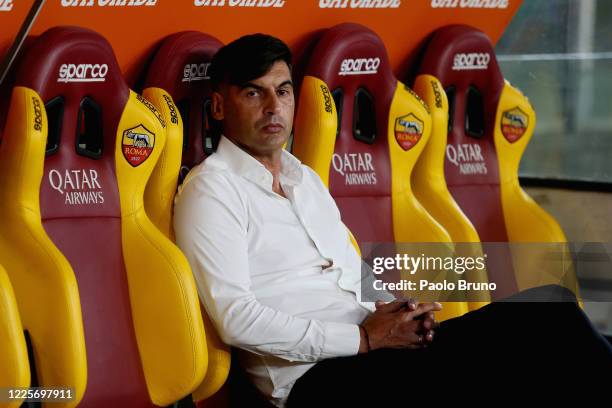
[144,31,223,170]
[15,26,129,161]
[306,22,396,106]
[418,25,503,97]
[144,31,223,102]
[16,26,128,111]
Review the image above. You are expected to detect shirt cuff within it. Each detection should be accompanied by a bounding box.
[321,322,361,359]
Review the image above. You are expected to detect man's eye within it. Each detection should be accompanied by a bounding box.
[278,89,291,96]
[246,90,259,97]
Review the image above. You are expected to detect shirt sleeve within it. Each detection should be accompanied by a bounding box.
[173,171,361,363]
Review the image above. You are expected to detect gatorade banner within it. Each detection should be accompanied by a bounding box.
[1,0,523,85]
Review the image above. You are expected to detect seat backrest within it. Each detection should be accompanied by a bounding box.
[142,31,230,403]
[0,264,30,408]
[6,26,206,407]
[293,23,471,321]
[417,25,510,243]
[416,25,574,294]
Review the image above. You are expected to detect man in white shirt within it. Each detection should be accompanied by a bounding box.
[174,34,612,407]
[174,33,440,406]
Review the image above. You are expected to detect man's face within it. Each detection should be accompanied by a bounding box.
[211,60,294,157]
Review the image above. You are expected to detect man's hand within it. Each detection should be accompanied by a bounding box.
[358,299,442,353]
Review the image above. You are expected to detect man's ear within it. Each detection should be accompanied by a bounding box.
[211,91,224,121]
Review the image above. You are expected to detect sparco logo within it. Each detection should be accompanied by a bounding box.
[32,97,43,131]
[452,53,490,71]
[136,94,166,128]
[321,85,332,114]
[0,0,14,11]
[194,0,285,7]
[61,0,157,7]
[57,63,108,83]
[48,169,105,205]
[431,0,508,8]
[163,94,179,125]
[431,80,443,109]
[339,58,380,76]
[183,63,211,83]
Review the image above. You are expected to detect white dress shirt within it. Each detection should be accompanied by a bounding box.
[173,135,389,406]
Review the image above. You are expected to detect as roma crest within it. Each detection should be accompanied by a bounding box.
[501,107,529,143]
[395,113,423,151]
[122,124,155,167]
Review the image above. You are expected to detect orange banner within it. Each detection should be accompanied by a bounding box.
[1,0,523,84]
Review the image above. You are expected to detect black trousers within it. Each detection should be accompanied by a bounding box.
[287,285,612,407]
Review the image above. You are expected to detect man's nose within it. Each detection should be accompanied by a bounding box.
[264,92,282,115]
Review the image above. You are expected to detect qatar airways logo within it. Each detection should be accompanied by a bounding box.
[57,64,108,83]
[0,0,14,11]
[194,0,285,7]
[452,53,490,71]
[446,143,487,175]
[339,57,380,76]
[48,169,105,206]
[61,0,157,7]
[332,152,377,185]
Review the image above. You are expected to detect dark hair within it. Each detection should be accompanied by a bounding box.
[210,33,292,89]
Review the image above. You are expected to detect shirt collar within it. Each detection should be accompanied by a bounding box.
[214,135,303,191]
